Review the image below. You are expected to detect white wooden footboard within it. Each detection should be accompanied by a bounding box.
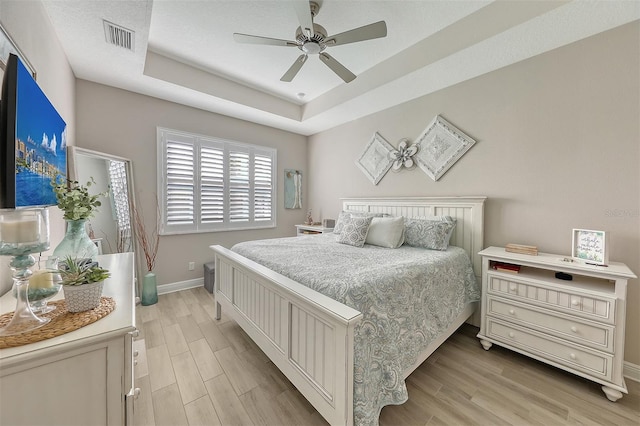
[211,245,363,426]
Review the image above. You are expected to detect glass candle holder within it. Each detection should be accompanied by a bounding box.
[12,256,62,314]
[0,208,51,336]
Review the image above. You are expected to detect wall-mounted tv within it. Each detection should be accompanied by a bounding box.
[1,53,67,208]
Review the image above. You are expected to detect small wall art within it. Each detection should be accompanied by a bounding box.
[284,169,302,209]
[572,228,609,265]
[414,115,476,181]
[355,132,395,185]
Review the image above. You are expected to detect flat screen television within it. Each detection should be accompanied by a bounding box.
[1,53,67,208]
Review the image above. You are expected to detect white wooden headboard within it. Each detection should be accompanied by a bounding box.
[342,197,487,276]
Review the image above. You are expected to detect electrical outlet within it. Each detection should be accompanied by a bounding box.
[188,262,195,271]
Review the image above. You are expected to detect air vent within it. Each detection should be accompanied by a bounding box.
[103,20,134,51]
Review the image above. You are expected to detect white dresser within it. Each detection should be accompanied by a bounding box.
[477,246,636,402]
[0,252,138,425]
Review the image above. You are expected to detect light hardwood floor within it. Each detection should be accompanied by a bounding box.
[134,288,640,426]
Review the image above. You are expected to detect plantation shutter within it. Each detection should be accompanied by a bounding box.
[200,145,224,224]
[228,150,250,222]
[158,128,276,234]
[254,153,273,221]
[165,140,195,226]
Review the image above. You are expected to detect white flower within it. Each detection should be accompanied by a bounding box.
[390,139,418,171]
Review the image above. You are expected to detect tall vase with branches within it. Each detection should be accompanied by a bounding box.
[132,199,160,305]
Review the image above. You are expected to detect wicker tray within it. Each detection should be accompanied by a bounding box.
[0,297,115,349]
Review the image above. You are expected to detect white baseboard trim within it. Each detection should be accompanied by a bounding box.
[157,278,204,295]
[624,361,640,382]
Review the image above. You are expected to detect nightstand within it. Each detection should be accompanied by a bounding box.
[476,246,636,402]
[295,224,334,236]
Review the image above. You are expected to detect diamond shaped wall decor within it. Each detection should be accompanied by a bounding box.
[355,132,395,185]
[414,115,476,181]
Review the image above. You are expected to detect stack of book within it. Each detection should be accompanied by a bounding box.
[505,243,538,256]
[491,261,522,274]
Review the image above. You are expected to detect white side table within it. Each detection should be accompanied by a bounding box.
[295,224,334,236]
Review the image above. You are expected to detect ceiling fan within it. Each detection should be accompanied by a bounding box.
[233,1,387,83]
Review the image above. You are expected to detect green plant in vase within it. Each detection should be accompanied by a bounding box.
[51,177,106,259]
[58,256,111,312]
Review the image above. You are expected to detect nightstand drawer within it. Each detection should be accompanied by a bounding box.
[487,318,613,381]
[487,273,616,324]
[487,296,614,352]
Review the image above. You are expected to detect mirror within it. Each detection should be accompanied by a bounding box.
[67,146,138,271]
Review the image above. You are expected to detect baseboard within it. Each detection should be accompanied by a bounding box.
[624,361,640,382]
[157,278,203,295]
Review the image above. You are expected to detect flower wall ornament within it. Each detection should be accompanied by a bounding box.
[389,138,418,171]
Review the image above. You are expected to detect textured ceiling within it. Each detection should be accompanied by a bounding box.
[42,0,639,136]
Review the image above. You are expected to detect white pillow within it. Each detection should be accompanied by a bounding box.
[365,216,405,248]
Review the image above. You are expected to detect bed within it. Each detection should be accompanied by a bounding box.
[210,197,486,425]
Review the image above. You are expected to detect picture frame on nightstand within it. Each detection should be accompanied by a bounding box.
[572,228,609,265]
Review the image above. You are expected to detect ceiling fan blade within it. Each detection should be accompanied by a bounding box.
[233,33,297,47]
[319,52,356,83]
[325,21,387,46]
[293,0,314,38]
[280,55,308,82]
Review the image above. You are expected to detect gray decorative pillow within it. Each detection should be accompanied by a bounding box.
[333,211,385,234]
[404,216,457,250]
[333,211,352,234]
[337,215,373,247]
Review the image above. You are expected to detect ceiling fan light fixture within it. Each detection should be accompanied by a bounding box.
[302,42,322,55]
[233,1,387,83]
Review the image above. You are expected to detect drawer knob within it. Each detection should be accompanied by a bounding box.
[569,353,577,360]
[571,299,579,306]
[508,309,515,315]
[134,388,141,399]
[133,350,139,357]
[508,332,515,338]
[570,326,578,333]
[510,285,517,291]
[134,359,138,366]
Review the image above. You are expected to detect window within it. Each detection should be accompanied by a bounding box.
[158,128,276,234]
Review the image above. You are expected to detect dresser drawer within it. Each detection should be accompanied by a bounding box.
[486,296,614,352]
[487,273,616,324]
[486,318,613,381]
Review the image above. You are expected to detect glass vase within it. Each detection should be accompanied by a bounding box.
[141,272,158,306]
[0,208,51,336]
[53,219,98,260]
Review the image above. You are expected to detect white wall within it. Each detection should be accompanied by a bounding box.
[75,80,307,285]
[307,22,640,365]
[0,0,75,294]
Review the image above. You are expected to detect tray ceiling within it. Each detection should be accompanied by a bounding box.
[42,0,639,135]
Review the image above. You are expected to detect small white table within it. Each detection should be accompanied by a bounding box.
[295,224,334,236]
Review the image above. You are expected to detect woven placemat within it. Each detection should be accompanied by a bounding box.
[0,297,116,349]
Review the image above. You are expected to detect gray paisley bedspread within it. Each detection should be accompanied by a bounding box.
[232,234,479,426]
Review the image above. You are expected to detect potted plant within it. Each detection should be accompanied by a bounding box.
[51,177,106,259]
[58,257,110,312]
